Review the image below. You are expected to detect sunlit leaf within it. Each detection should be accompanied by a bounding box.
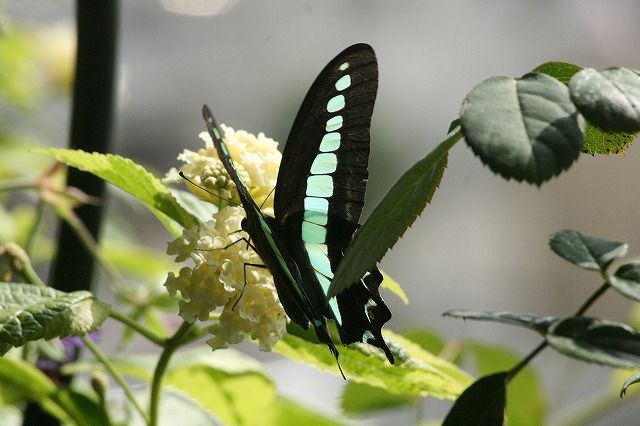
[533,61,583,85]
[569,67,640,132]
[36,149,198,233]
[381,271,409,305]
[275,327,470,399]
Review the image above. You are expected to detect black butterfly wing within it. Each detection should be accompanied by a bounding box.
[274,44,394,363]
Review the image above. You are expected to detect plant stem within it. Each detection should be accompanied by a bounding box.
[81,335,149,425]
[0,178,37,193]
[575,282,610,316]
[149,320,194,426]
[25,199,45,255]
[508,281,611,380]
[109,310,166,347]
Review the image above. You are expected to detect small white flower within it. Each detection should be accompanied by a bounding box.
[164,126,286,351]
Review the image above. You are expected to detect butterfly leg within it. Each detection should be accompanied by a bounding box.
[231,262,268,310]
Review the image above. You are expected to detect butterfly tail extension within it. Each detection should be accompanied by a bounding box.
[311,318,346,379]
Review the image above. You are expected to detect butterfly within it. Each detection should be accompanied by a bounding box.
[202,44,393,372]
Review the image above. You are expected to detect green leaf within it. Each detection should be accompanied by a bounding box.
[460,73,584,185]
[102,240,174,280]
[341,381,414,414]
[620,371,640,397]
[549,229,627,271]
[328,132,460,297]
[402,328,446,355]
[582,123,636,155]
[569,68,640,132]
[0,357,106,425]
[51,388,110,426]
[275,328,471,400]
[532,61,583,85]
[381,271,409,304]
[0,283,110,355]
[610,262,640,302]
[169,188,218,223]
[341,327,446,412]
[442,373,507,426]
[275,398,346,426]
[547,316,640,368]
[443,310,556,335]
[466,343,546,426]
[36,149,198,232]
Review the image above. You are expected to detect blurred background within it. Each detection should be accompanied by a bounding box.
[4,1,640,424]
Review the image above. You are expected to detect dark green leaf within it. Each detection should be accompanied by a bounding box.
[549,229,627,270]
[460,73,584,185]
[610,262,640,302]
[442,373,507,426]
[533,61,583,85]
[569,68,640,132]
[443,310,556,335]
[547,317,640,368]
[341,381,413,414]
[466,343,546,426]
[582,123,636,155]
[448,118,461,134]
[0,283,110,355]
[328,132,460,297]
[620,371,640,397]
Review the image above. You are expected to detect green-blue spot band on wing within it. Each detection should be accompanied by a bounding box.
[213,127,221,139]
[329,297,342,325]
[335,74,351,91]
[304,196,329,214]
[339,62,349,71]
[303,210,328,226]
[327,95,345,113]
[325,115,343,132]
[362,330,375,342]
[306,175,333,197]
[310,153,338,174]
[306,243,334,279]
[319,133,341,152]
[302,221,326,243]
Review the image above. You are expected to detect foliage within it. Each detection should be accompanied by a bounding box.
[1,9,639,426]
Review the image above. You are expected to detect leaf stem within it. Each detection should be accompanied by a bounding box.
[508,281,611,380]
[574,282,610,316]
[0,177,37,193]
[81,335,149,425]
[25,199,45,255]
[149,320,194,426]
[109,310,166,347]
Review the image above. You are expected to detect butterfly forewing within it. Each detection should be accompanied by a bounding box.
[273,44,394,363]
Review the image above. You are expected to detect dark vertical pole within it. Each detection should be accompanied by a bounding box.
[23,2,119,425]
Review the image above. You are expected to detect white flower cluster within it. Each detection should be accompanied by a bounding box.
[163,125,287,351]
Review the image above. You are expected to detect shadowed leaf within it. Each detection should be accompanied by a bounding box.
[549,229,627,271]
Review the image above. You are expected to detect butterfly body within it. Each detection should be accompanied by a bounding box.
[203,43,393,367]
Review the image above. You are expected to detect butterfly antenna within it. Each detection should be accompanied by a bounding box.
[258,186,276,211]
[179,171,240,207]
